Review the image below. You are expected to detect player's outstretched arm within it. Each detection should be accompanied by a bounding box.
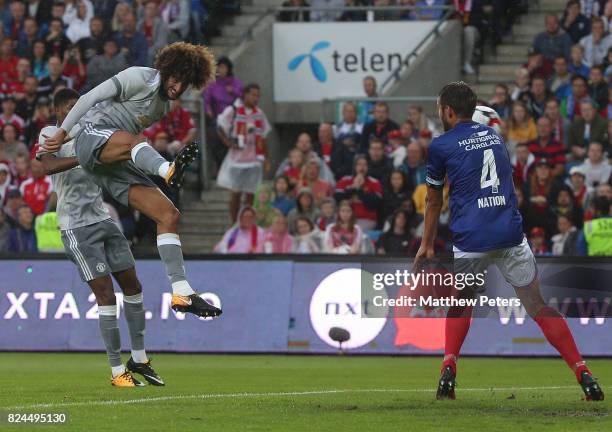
[413,185,443,271]
[39,154,79,175]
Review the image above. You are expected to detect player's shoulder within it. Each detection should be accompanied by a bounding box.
[117,67,160,88]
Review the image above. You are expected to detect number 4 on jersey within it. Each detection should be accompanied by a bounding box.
[480,148,499,194]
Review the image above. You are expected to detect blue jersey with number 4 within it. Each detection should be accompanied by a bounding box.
[426,120,524,252]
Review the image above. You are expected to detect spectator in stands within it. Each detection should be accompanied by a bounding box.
[310,0,343,22]
[386,129,406,168]
[580,141,611,188]
[366,137,392,184]
[544,98,570,145]
[19,158,51,215]
[401,119,418,143]
[548,56,572,100]
[45,18,70,58]
[519,76,551,120]
[411,0,446,21]
[532,14,572,62]
[298,160,333,207]
[0,162,11,204]
[287,188,319,234]
[214,206,264,254]
[529,226,549,255]
[279,0,311,22]
[25,0,51,26]
[323,200,363,254]
[0,96,25,135]
[272,175,296,216]
[292,216,323,253]
[316,122,334,166]
[399,141,426,190]
[527,116,566,177]
[12,154,29,187]
[330,131,358,181]
[30,40,48,80]
[562,0,590,43]
[553,186,584,229]
[580,17,612,67]
[110,1,129,32]
[315,197,336,231]
[253,183,276,228]
[524,50,553,80]
[589,65,608,109]
[0,209,8,252]
[91,0,117,22]
[84,38,126,91]
[357,75,377,124]
[453,0,484,75]
[66,0,92,43]
[376,209,412,255]
[334,155,382,230]
[0,36,18,83]
[339,0,367,22]
[145,99,196,153]
[561,74,590,119]
[159,0,190,43]
[523,159,558,227]
[139,0,169,66]
[16,17,38,58]
[217,83,271,223]
[551,214,578,255]
[62,45,86,90]
[566,165,589,208]
[568,99,607,160]
[38,56,72,98]
[257,211,293,253]
[381,169,411,225]
[114,11,147,66]
[63,0,94,26]
[510,67,530,101]
[511,142,534,187]
[334,102,363,145]
[78,16,106,64]
[0,124,28,162]
[489,83,512,119]
[205,56,243,168]
[576,196,612,255]
[568,43,590,78]
[16,76,39,140]
[7,204,36,252]
[360,102,399,153]
[508,101,537,149]
[282,148,305,191]
[408,104,437,135]
[4,0,25,39]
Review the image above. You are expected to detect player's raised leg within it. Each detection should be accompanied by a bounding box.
[113,268,165,386]
[128,185,222,318]
[88,277,144,387]
[515,278,604,401]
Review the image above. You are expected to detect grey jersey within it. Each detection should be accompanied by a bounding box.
[78,67,170,135]
[39,126,110,230]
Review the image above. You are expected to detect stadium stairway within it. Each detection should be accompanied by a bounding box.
[208,0,284,57]
[179,184,231,254]
[469,0,567,101]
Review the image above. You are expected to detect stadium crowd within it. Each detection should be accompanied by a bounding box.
[0,0,226,253]
[212,0,611,256]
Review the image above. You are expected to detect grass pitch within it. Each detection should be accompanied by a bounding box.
[0,353,610,431]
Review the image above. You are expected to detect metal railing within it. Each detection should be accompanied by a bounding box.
[320,96,439,124]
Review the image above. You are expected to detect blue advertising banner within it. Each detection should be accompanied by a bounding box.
[1,258,611,355]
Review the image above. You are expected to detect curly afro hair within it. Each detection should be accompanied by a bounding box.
[154,42,217,90]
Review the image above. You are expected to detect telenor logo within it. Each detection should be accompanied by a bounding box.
[288,41,330,82]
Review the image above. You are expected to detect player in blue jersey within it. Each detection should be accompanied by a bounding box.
[414,82,603,401]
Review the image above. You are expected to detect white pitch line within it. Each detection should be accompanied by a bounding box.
[2,386,584,411]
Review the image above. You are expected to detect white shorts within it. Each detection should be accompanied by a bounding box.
[453,237,537,288]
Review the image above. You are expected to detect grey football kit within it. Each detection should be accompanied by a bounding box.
[39,126,135,282]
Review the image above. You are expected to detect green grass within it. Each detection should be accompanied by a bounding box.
[0,354,610,431]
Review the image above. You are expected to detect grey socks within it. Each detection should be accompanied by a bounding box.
[98,304,123,375]
[123,293,147,363]
[131,142,170,177]
[157,233,195,296]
